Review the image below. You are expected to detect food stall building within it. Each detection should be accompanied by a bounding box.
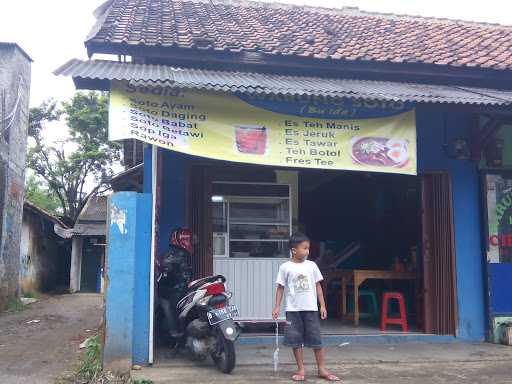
[56,0,512,368]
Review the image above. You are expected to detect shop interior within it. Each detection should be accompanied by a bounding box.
[153,163,459,362]
[154,166,427,364]
[207,166,425,335]
[299,170,423,334]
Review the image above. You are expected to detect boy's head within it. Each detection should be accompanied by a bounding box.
[289,232,310,261]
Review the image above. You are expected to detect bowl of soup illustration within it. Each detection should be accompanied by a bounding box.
[350,137,409,168]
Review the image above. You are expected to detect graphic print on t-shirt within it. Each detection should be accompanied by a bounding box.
[293,273,310,293]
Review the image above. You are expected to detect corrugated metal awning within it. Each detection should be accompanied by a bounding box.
[55,59,512,106]
[54,223,106,239]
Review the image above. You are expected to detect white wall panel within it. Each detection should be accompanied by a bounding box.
[214,258,287,320]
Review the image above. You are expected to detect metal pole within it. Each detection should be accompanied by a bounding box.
[148,145,158,364]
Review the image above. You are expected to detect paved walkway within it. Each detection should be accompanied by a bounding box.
[134,343,512,383]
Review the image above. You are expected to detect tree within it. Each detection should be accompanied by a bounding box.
[27,92,121,222]
[25,174,62,214]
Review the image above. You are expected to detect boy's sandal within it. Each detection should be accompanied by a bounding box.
[292,374,305,381]
[318,373,340,381]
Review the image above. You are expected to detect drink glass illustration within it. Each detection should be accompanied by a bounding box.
[234,125,268,155]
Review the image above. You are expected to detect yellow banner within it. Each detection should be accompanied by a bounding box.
[110,81,417,174]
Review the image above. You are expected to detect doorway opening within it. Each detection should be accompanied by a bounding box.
[80,236,105,293]
[153,163,458,361]
[300,170,422,334]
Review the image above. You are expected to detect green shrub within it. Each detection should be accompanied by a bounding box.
[76,335,102,382]
[6,297,25,312]
[22,291,39,299]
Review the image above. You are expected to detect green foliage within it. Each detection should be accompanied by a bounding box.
[28,99,62,140]
[27,92,121,222]
[22,291,39,299]
[25,174,61,214]
[6,297,25,312]
[77,335,102,382]
[56,333,147,384]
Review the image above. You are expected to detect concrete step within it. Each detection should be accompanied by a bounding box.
[153,342,512,368]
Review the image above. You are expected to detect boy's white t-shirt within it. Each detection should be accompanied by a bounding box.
[276,260,324,312]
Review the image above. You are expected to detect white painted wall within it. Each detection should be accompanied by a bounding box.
[19,220,33,291]
[69,237,83,293]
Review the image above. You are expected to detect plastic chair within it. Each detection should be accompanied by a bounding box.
[381,292,408,332]
[347,289,379,319]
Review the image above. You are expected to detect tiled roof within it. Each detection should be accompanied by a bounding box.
[24,200,69,228]
[55,59,512,105]
[87,0,512,70]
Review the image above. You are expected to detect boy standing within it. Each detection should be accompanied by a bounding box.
[272,233,340,382]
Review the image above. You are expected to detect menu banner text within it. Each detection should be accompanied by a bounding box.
[109,81,417,174]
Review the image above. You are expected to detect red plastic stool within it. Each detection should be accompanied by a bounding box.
[381,292,408,332]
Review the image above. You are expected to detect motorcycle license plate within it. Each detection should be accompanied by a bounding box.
[207,305,238,325]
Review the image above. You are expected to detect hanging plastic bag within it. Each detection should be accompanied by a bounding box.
[273,321,280,373]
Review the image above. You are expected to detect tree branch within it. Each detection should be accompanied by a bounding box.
[27,92,120,223]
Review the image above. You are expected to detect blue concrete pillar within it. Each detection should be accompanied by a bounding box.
[103,192,152,373]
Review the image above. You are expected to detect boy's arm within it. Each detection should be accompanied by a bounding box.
[272,285,284,320]
[316,282,328,319]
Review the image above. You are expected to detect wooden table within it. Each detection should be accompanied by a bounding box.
[326,269,418,326]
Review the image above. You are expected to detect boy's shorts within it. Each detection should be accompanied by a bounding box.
[283,311,323,349]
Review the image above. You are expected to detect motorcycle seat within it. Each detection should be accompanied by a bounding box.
[187,275,226,291]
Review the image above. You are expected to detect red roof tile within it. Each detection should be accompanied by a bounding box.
[87,0,512,70]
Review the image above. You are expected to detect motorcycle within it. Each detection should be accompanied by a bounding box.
[176,274,240,373]
[157,229,241,373]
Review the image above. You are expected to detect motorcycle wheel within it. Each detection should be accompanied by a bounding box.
[211,333,236,374]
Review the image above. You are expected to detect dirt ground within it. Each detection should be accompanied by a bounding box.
[0,293,103,384]
[2,294,512,384]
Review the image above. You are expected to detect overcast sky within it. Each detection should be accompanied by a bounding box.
[1,0,511,108]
